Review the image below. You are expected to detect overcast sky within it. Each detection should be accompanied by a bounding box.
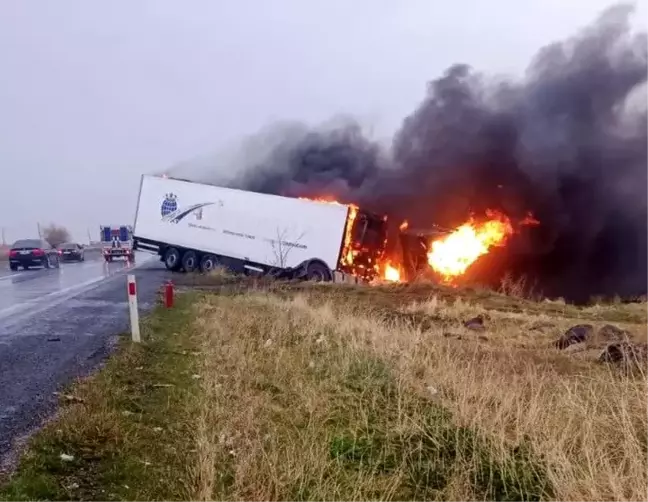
[0,0,645,243]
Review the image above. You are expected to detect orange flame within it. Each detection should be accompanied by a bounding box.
[399,220,409,231]
[427,210,513,282]
[383,262,401,282]
[341,205,359,266]
[299,195,359,270]
[299,196,344,205]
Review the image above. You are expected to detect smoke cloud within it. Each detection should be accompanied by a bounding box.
[179,4,648,301]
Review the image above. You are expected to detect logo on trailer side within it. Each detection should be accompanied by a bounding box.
[161,193,178,217]
[160,193,215,224]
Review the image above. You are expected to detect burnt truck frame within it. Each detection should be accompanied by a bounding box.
[398,226,450,282]
[132,174,388,282]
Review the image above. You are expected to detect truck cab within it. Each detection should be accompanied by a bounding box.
[398,226,450,282]
[101,225,135,262]
[339,208,389,282]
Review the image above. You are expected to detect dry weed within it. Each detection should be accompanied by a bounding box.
[187,289,648,501]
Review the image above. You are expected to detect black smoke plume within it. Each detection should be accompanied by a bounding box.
[191,4,648,301]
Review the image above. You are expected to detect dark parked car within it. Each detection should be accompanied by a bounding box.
[58,242,85,262]
[8,239,61,271]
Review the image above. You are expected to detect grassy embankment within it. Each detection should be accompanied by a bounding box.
[1,273,646,501]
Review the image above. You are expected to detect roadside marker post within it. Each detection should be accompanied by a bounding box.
[164,280,174,308]
[127,274,141,342]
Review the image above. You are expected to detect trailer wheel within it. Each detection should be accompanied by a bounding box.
[181,250,198,272]
[305,261,332,282]
[199,254,219,273]
[164,247,182,271]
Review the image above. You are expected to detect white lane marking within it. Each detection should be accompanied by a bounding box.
[0,257,108,282]
[0,276,109,319]
[0,255,154,322]
[0,273,23,282]
[0,261,110,288]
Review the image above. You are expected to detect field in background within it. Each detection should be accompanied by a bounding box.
[1,274,646,501]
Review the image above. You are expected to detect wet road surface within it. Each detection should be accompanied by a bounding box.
[0,251,172,461]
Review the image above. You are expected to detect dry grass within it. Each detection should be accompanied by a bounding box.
[2,279,646,501]
[185,284,647,501]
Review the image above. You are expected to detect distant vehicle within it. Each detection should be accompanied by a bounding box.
[132,174,388,282]
[8,239,61,271]
[100,225,135,262]
[58,242,85,262]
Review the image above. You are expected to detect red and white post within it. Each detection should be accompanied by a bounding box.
[127,274,141,342]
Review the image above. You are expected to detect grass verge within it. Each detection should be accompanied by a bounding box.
[1,281,646,501]
[0,294,201,501]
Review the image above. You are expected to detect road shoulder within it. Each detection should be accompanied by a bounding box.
[0,293,201,501]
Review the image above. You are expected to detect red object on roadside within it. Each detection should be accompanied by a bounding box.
[164,280,174,308]
[128,281,136,296]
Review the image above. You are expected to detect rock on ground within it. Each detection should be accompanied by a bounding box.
[599,342,648,371]
[554,324,594,349]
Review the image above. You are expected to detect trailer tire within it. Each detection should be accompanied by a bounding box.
[199,254,219,273]
[305,261,332,282]
[164,247,182,271]
[181,250,198,273]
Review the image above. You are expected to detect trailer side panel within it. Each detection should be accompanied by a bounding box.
[133,175,349,271]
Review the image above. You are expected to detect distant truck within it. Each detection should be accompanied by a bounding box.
[132,174,388,282]
[100,225,135,262]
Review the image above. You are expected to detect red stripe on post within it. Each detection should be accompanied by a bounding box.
[128,281,136,296]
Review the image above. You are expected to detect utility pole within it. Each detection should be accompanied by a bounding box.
[87,227,92,244]
[1,227,5,246]
[37,222,42,238]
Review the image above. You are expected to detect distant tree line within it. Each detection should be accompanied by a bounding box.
[41,223,71,248]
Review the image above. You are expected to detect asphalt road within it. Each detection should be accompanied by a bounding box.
[0,251,172,462]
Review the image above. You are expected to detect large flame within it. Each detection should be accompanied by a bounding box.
[297,197,534,285]
[427,210,513,282]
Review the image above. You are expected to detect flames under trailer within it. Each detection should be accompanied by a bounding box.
[132,174,388,282]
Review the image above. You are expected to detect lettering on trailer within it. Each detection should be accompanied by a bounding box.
[263,238,307,250]
[161,193,308,251]
[188,223,216,231]
[222,229,307,250]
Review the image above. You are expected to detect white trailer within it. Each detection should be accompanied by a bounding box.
[132,174,388,281]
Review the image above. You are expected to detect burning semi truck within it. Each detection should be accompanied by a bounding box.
[132,174,538,284]
[132,174,389,282]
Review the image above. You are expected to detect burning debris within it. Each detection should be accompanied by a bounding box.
[176,4,647,300]
[300,195,538,284]
[383,262,401,282]
[427,210,514,283]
